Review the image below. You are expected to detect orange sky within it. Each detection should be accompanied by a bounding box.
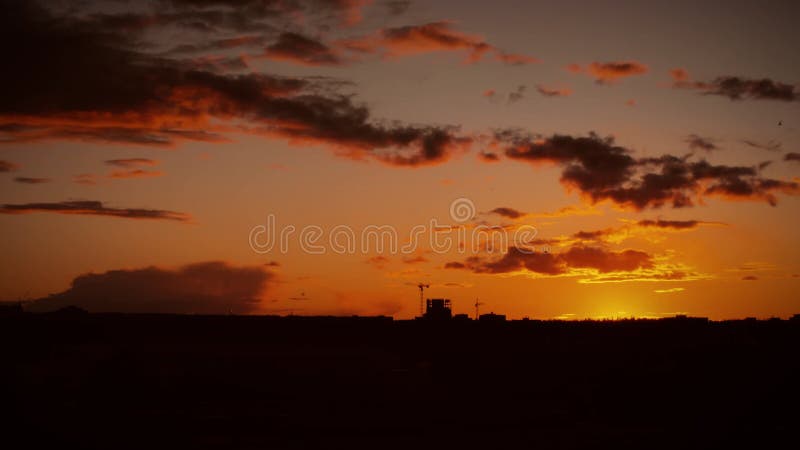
[1,0,799,319]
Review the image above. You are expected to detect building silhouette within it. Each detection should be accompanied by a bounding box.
[423,298,452,320]
[479,312,506,322]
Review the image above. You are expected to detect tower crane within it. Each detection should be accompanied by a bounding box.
[474,298,485,320]
[417,283,429,316]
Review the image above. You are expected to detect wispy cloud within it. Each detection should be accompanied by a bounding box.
[0,200,191,222]
[13,177,51,184]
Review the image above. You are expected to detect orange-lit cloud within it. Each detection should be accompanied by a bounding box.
[669,68,690,82]
[527,220,721,249]
[569,61,648,84]
[494,52,540,65]
[340,21,490,62]
[483,204,602,222]
[0,4,467,168]
[654,287,685,293]
[445,244,703,284]
[339,21,538,65]
[529,204,602,218]
[0,160,19,172]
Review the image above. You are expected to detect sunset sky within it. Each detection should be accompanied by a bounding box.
[1,0,799,319]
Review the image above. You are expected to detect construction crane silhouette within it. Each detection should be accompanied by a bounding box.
[474,298,485,320]
[417,283,429,316]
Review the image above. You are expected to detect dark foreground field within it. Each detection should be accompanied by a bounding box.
[4,313,799,449]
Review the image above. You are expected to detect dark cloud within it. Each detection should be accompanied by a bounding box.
[572,229,615,241]
[0,200,191,222]
[478,151,500,162]
[105,158,159,168]
[27,261,273,314]
[446,245,653,276]
[107,169,163,179]
[86,0,370,33]
[0,160,19,172]
[560,246,652,273]
[742,140,782,152]
[704,177,799,206]
[496,131,800,209]
[489,207,526,219]
[742,275,759,281]
[785,153,800,162]
[166,35,270,55]
[13,177,51,184]
[636,219,704,230]
[507,85,526,104]
[385,0,412,15]
[685,134,719,152]
[462,247,566,275]
[674,73,799,102]
[503,131,638,194]
[535,84,572,97]
[0,1,465,167]
[265,32,343,66]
